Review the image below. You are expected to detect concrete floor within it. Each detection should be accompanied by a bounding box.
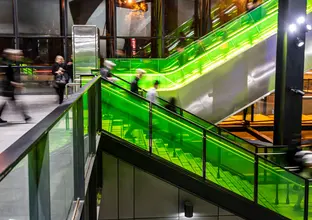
[0,95,58,153]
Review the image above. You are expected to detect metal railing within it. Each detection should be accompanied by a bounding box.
[100,76,312,220]
[0,76,102,220]
[1,74,311,220]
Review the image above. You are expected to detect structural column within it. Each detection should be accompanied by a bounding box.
[60,0,69,61]
[106,0,116,58]
[198,0,212,37]
[12,0,19,48]
[273,0,307,147]
[151,0,165,58]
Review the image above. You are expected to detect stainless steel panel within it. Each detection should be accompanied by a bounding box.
[72,25,99,77]
[159,14,312,124]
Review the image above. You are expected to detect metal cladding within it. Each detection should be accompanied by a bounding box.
[72,25,99,77]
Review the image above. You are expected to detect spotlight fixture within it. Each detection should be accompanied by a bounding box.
[307,24,312,31]
[288,23,297,33]
[296,16,306,25]
[184,201,193,218]
[296,37,305,47]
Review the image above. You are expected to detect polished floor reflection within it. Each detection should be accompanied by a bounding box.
[0,95,57,153]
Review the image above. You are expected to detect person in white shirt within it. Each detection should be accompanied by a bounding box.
[146,80,160,104]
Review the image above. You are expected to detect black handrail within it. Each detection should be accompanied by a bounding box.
[0,76,101,181]
[91,70,258,151]
[100,77,308,181]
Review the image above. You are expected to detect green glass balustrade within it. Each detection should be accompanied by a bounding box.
[110,0,312,91]
[100,78,311,220]
[86,73,258,154]
[134,3,227,58]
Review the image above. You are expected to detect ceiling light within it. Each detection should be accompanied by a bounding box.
[288,23,297,33]
[296,37,305,47]
[297,16,306,25]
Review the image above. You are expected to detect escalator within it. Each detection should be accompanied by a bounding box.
[85,73,258,153]
[99,77,309,220]
[134,4,234,58]
[110,0,312,124]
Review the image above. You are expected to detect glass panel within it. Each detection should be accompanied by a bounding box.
[17,0,60,35]
[67,0,106,35]
[81,75,95,86]
[116,0,151,37]
[206,133,255,200]
[0,38,14,54]
[182,110,216,131]
[257,157,305,220]
[101,80,149,150]
[49,108,74,220]
[0,157,29,220]
[0,0,13,34]
[111,0,280,90]
[152,103,204,176]
[19,38,64,65]
[83,91,89,162]
[116,37,152,58]
[97,74,257,154]
[19,66,55,95]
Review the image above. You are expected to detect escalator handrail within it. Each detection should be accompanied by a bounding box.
[112,0,276,70]
[165,0,276,61]
[93,70,259,151]
[100,77,308,181]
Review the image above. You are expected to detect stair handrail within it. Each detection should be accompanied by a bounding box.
[92,70,259,152]
[111,0,276,63]
[100,77,308,181]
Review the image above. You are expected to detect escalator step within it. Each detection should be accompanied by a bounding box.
[172,158,182,166]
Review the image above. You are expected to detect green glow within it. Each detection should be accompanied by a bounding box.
[110,0,312,91]
[82,74,258,153]
[136,4,226,58]
[101,79,307,220]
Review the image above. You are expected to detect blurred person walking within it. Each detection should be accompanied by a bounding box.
[66,55,73,83]
[0,49,31,125]
[100,60,117,82]
[130,69,146,95]
[165,97,177,114]
[52,55,67,104]
[165,97,179,147]
[293,151,312,210]
[125,69,146,139]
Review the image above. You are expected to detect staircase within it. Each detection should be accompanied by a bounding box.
[97,78,307,220]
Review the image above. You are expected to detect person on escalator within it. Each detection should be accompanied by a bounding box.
[293,151,312,210]
[100,60,117,82]
[125,69,146,139]
[247,0,260,12]
[177,32,187,53]
[66,55,73,83]
[165,97,177,114]
[165,97,179,148]
[130,69,146,95]
[177,32,188,66]
[146,80,160,104]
